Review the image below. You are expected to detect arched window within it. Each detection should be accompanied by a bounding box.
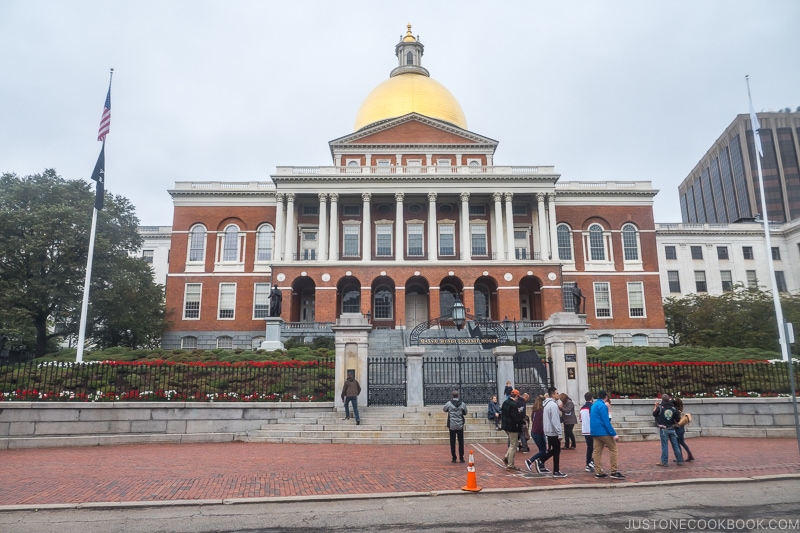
[216,335,233,349]
[598,334,614,347]
[406,51,413,65]
[256,224,274,262]
[439,285,458,317]
[222,225,239,262]
[589,224,606,261]
[373,286,393,319]
[632,334,649,346]
[474,284,490,318]
[622,223,640,261]
[557,224,573,261]
[188,225,206,262]
[181,336,197,349]
[341,283,361,314]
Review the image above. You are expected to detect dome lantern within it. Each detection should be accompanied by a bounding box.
[391,24,429,78]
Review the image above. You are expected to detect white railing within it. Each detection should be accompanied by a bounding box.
[275,165,556,176]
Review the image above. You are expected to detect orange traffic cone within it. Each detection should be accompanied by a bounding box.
[462,449,482,492]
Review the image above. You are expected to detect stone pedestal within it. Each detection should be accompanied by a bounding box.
[260,317,285,351]
[493,346,516,399]
[331,313,372,408]
[540,312,589,403]
[405,346,425,407]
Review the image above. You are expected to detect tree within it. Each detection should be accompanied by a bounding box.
[0,170,165,355]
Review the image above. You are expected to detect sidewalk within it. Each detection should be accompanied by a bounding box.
[1,437,798,509]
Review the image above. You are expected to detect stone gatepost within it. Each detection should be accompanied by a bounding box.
[494,345,516,398]
[405,346,425,407]
[540,312,590,403]
[331,313,371,408]
[260,317,285,351]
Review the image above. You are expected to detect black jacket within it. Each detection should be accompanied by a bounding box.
[501,397,523,432]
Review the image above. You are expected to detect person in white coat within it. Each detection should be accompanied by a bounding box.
[537,387,567,478]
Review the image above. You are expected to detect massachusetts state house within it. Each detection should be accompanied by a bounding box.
[162,26,667,350]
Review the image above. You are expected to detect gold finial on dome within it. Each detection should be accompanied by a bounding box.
[403,23,416,42]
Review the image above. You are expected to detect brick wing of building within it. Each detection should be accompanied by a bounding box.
[163,25,667,350]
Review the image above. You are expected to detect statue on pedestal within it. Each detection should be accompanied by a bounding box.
[269,286,282,317]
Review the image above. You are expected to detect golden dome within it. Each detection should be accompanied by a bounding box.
[354,72,468,131]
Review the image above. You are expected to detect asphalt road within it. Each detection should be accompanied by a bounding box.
[2,478,798,533]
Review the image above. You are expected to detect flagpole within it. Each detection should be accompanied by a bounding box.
[76,207,99,363]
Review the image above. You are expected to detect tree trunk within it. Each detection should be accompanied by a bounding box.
[34,315,49,357]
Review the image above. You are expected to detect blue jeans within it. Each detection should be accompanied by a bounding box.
[528,432,547,464]
[344,396,360,421]
[660,427,684,464]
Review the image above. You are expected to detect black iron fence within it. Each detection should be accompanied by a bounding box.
[0,359,335,402]
[588,359,799,398]
[367,356,407,406]
[422,354,497,405]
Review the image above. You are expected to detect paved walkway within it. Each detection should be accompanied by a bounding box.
[1,437,799,508]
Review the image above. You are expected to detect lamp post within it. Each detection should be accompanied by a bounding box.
[451,296,466,330]
[503,316,518,345]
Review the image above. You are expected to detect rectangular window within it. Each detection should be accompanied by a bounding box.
[512,204,527,216]
[690,246,703,260]
[562,281,576,313]
[342,205,361,216]
[181,336,197,349]
[665,246,677,260]
[717,246,729,260]
[407,224,424,257]
[627,282,645,317]
[376,224,392,257]
[439,224,455,256]
[514,230,529,259]
[776,271,787,292]
[721,270,733,292]
[142,250,154,264]
[302,204,319,216]
[746,270,758,288]
[471,225,487,256]
[667,271,681,293]
[253,283,271,319]
[218,283,236,319]
[593,282,611,318]
[343,226,360,257]
[301,231,317,260]
[183,283,202,319]
[743,246,754,259]
[469,205,486,216]
[694,271,707,293]
[772,247,781,260]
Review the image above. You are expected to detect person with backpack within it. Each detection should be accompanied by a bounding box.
[443,390,468,463]
[653,393,684,466]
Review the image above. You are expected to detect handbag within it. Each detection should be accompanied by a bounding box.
[676,413,692,427]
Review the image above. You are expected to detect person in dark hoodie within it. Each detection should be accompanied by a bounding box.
[341,371,361,425]
[443,390,468,463]
[501,389,524,470]
[653,393,684,466]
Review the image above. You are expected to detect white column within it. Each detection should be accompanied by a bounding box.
[362,192,372,261]
[537,193,549,261]
[285,193,296,261]
[460,192,470,260]
[547,193,558,261]
[318,192,328,261]
[504,192,515,260]
[274,192,284,261]
[329,193,339,261]
[427,192,438,261]
[492,192,505,260]
[395,192,404,261]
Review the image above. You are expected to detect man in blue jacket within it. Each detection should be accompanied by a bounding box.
[589,390,624,479]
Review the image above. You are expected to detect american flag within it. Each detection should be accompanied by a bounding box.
[97,85,111,141]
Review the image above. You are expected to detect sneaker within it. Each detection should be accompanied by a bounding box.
[525,459,534,473]
[676,462,684,466]
[585,465,595,473]
[609,471,625,479]
[538,460,550,473]
[588,461,595,469]
[459,458,465,463]
[507,465,520,471]
[356,420,360,425]
[552,471,568,478]
[655,462,668,467]
[595,472,607,478]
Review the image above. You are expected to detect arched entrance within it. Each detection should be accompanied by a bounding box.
[473,275,499,320]
[404,276,429,331]
[292,277,316,323]
[519,275,543,320]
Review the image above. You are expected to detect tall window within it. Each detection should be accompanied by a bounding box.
[222,225,240,261]
[373,286,393,319]
[407,224,424,257]
[474,284,490,318]
[253,283,270,319]
[557,224,573,261]
[188,225,206,262]
[218,283,236,319]
[717,246,729,260]
[743,246,754,259]
[667,271,681,293]
[343,225,360,257]
[772,247,781,260]
[720,270,733,292]
[301,231,317,260]
[621,223,639,261]
[439,224,455,256]
[664,245,677,260]
[588,224,606,261]
[690,246,703,260]
[627,282,645,317]
[776,271,787,292]
[746,270,758,288]
[593,282,611,318]
[514,229,529,259]
[439,286,457,317]
[142,250,154,264]
[376,224,392,257]
[256,225,274,262]
[694,271,707,292]
[562,281,576,312]
[406,51,413,65]
[183,283,202,319]
[341,283,360,313]
[471,224,487,256]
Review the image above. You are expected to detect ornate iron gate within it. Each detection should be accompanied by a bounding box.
[422,354,497,406]
[367,356,407,406]
[513,349,553,397]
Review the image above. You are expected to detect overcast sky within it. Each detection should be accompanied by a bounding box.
[2,1,798,225]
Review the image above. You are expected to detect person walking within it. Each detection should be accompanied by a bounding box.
[500,389,524,470]
[590,390,624,479]
[443,390,468,463]
[538,387,567,478]
[516,392,531,452]
[524,394,550,474]
[653,393,684,466]
[673,397,695,461]
[341,371,361,425]
[579,391,595,472]
[487,395,502,430]
[560,392,577,449]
